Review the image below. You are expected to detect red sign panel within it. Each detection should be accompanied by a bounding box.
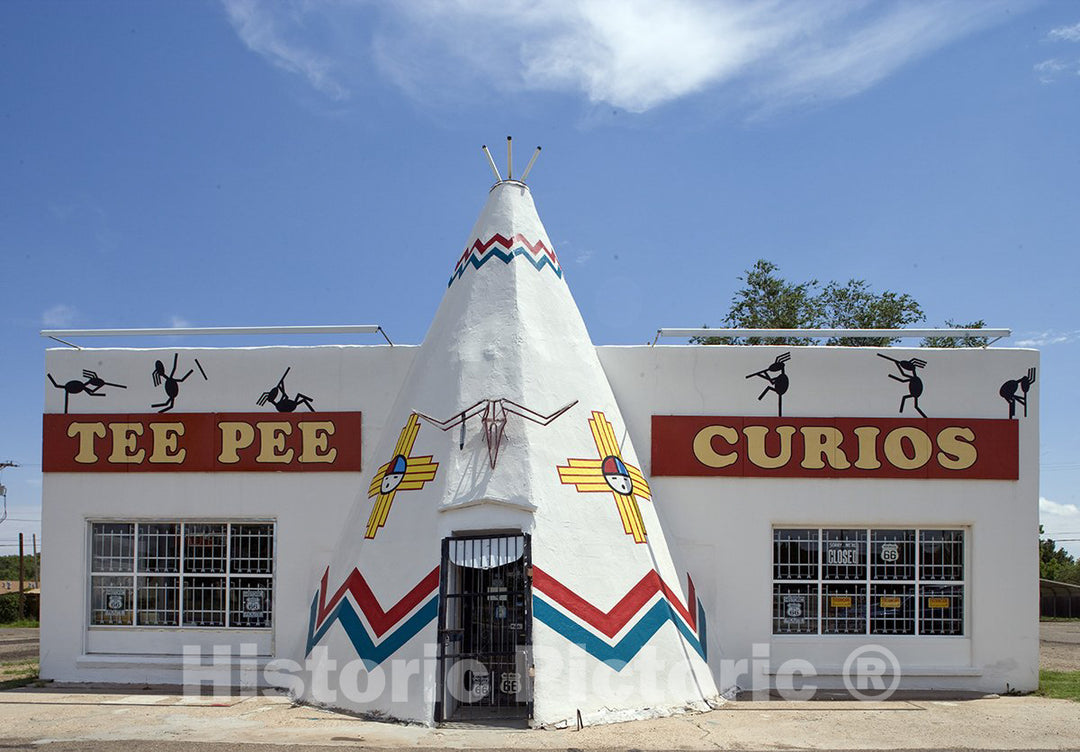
[651,416,1018,480]
[43,412,362,472]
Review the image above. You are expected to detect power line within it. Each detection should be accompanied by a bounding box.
[0,461,19,526]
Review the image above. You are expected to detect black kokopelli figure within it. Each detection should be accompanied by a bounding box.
[257,367,315,412]
[47,370,126,413]
[151,353,206,413]
[999,367,1036,419]
[746,352,791,417]
[878,353,927,418]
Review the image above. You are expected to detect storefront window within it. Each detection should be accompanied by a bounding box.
[871,529,915,581]
[822,529,866,581]
[89,521,274,628]
[773,528,818,580]
[772,527,965,636]
[773,583,818,634]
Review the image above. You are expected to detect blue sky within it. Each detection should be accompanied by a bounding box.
[2,0,1079,557]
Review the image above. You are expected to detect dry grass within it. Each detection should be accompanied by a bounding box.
[0,658,39,689]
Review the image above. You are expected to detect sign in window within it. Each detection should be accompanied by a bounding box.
[772,527,964,636]
[89,521,274,629]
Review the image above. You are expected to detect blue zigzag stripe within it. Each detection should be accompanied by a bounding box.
[448,245,563,287]
[533,596,707,669]
[306,593,439,669]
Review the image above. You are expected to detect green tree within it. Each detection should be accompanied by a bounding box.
[818,279,924,346]
[920,319,989,348]
[0,555,19,581]
[1040,525,1080,584]
[696,260,821,345]
[693,259,927,346]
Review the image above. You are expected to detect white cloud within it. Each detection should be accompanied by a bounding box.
[1048,22,1080,43]
[1033,57,1080,84]
[1015,329,1080,347]
[558,239,594,265]
[1035,58,1070,73]
[1042,497,1080,519]
[574,248,595,265]
[42,304,77,327]
[1041,497,1080,559]
[222,0,1019,114]
[169,315,192,329]
[223,0,349,101]
[749,2,1005,113]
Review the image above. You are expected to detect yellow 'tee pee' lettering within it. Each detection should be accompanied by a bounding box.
[49,413,357,471]
[149,422,186,464]
[68,422,106,463]
[256,422,294,463]
[219,422,256,464]
[218,419,341,464]
[299,421,337,463]
[108,423,145,464]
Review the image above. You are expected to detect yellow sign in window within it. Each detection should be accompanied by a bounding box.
[927,597,950,609]
[879,597,902,609]
[829,596,853,608]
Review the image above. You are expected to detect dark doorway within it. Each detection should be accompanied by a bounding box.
[435,533,532,724]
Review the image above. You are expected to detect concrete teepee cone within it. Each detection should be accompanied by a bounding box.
[298,162,718,725]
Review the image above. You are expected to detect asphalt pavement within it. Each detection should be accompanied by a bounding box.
[0,628,39,662]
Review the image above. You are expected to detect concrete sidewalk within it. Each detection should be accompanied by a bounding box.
[0,687,1078,750]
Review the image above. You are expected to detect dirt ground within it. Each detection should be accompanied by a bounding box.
[0,628,39,663]
[1039,620,1080,671]
[1,690,1078,750]
[0,624,1078,750]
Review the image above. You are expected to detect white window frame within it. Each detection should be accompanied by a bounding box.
[87,519,276,630]
[772,526,967,638]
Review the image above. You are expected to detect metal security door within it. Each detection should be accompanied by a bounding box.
[435,533,532,723]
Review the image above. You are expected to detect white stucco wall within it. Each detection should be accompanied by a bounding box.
[41,344,416,684]
[41,340,1040,699]
[598,344,1040,695]
[297,182,717,724]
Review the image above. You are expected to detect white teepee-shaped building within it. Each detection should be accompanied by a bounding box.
[299,153,718,725]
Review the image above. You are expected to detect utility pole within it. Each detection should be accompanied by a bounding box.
[18,533,25,620]
[0,461,19,525]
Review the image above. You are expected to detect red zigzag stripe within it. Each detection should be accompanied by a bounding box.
[532,566,697,639]
[454,233,559,272]
[315,566,439,638]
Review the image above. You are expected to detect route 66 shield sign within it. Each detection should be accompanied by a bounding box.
[500,672,521,694]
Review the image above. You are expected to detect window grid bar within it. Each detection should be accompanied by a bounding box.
[772,526,965,638]
[225,523,232,629]
[180,522,187,629]
[89,520,275,630]
[817,529,822,635]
